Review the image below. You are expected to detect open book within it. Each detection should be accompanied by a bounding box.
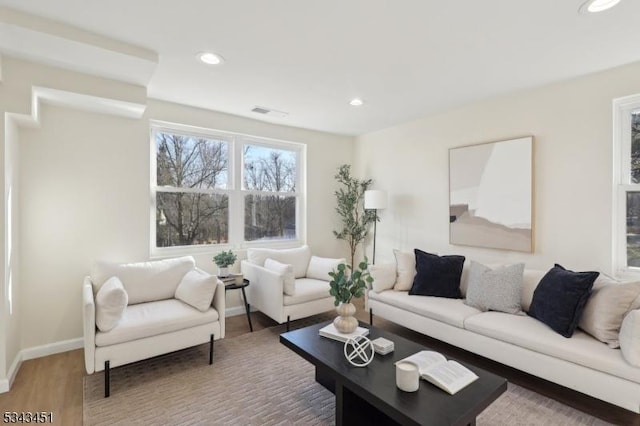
[396,351,479,395]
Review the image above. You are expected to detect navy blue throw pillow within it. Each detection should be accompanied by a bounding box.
[528,264,599,338]
[409,249,465,298]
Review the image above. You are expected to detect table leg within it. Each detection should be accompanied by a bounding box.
[335,382,345,426]
[240,286,253,332]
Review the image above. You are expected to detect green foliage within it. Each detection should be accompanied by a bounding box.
[333,164,377,267]
[213,250,237,267]
[328,258,374,306]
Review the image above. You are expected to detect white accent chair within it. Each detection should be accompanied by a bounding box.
[83,256,225,397]
[241,245,345,331]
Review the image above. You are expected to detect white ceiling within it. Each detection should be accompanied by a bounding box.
[1,0,639,136]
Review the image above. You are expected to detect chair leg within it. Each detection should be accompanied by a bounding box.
[370,308,373,325]
[104,361,110,398]
[286,316,290,332]
[209,334,214,365]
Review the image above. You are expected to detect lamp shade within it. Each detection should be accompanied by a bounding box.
[364,190,387,210]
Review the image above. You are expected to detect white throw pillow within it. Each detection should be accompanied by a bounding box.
[369,263,397,293]
[393,249,416,291]
[91,256,196,304]
[175,270,217,312]
[264,258,296,296]
[95,276,128,332]
[579,280,640,348]
[619,310,640,367]
[306,256,345,281]
[247,246,311,278]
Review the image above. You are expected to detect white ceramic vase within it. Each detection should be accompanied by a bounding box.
[334,302,358,333]
[218,266,229,277]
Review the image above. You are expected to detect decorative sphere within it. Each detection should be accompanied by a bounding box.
[343,335,374,367]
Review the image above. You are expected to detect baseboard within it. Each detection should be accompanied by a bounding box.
[21,337,84,361]
[0,349,22,393]
[225,305,256,317]
[0,338,81,394]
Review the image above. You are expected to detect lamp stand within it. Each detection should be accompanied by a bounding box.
[372,209,378,265]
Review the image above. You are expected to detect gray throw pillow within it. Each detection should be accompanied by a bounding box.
[464,261,525,314]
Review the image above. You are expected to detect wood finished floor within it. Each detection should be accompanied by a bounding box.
[0,299,637,425]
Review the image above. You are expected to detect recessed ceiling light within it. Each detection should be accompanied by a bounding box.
[349,98,364,106]
[579,0,621,13]
[198,52,224,65]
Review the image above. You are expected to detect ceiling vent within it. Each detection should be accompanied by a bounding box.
[251,106,289,118]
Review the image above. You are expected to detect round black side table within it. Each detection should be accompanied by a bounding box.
[224,279,253,332]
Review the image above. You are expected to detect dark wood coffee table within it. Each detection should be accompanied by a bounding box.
[280,321,507,426]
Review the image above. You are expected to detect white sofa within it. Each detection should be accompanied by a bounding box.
[241,245,344,331]
[83,256,225,397]
[367,262,640,413]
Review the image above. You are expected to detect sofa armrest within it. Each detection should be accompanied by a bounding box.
[242,260,286,323]
[212,279,226,339]
[82,277,96,374]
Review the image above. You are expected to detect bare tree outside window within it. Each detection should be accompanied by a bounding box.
[155,132,229,247]
[627,112,640,266]
[243,145,297,241]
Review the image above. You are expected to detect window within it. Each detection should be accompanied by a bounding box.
[613,95,640,273]
[243,143,298,241]
[151,122,304,254]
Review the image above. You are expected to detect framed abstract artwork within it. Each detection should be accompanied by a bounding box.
[449,136,534,252]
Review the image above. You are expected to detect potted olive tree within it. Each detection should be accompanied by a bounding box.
[333,164,377,268]
[328,258,373,333]
[213,250,237,277]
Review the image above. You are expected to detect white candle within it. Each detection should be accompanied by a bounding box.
[396,362,419,392]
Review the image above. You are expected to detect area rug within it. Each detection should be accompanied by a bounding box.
[84,322,611,425]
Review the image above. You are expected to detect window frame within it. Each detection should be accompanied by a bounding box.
[613,94,640,276]
[150,120,306,256]
[241,137,304,245]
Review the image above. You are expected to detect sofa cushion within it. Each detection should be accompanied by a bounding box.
[393,249,416,291]
[620,310,640,367]
[409,249,464,298]
[464,311,640,384]
[306,256,345,281]
[95,276,128,332]
[91,256,196,304]
[283,278,331,306]
[464,261,524,314]
[579,280,640,348]
[369,290,482,328]
[520,269,548,312]
[174,270,217,312]
[95,299,219,347]
[264,258,296,296]
[369,263,397,292]
[247,246,311,278]
[528,264,599,338]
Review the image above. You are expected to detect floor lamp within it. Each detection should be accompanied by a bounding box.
[364,190,387,264]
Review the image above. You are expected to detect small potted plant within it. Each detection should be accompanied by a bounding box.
[328,258,374,333]
[213,250,237,277]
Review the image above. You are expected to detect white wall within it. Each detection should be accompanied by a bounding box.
[5,116,20,379]
[354,61,640,273]
[1,56,353,354]
[19,106,148,347]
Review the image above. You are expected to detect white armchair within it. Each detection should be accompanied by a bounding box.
[83,256,225,397]
[241,245,345,331]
